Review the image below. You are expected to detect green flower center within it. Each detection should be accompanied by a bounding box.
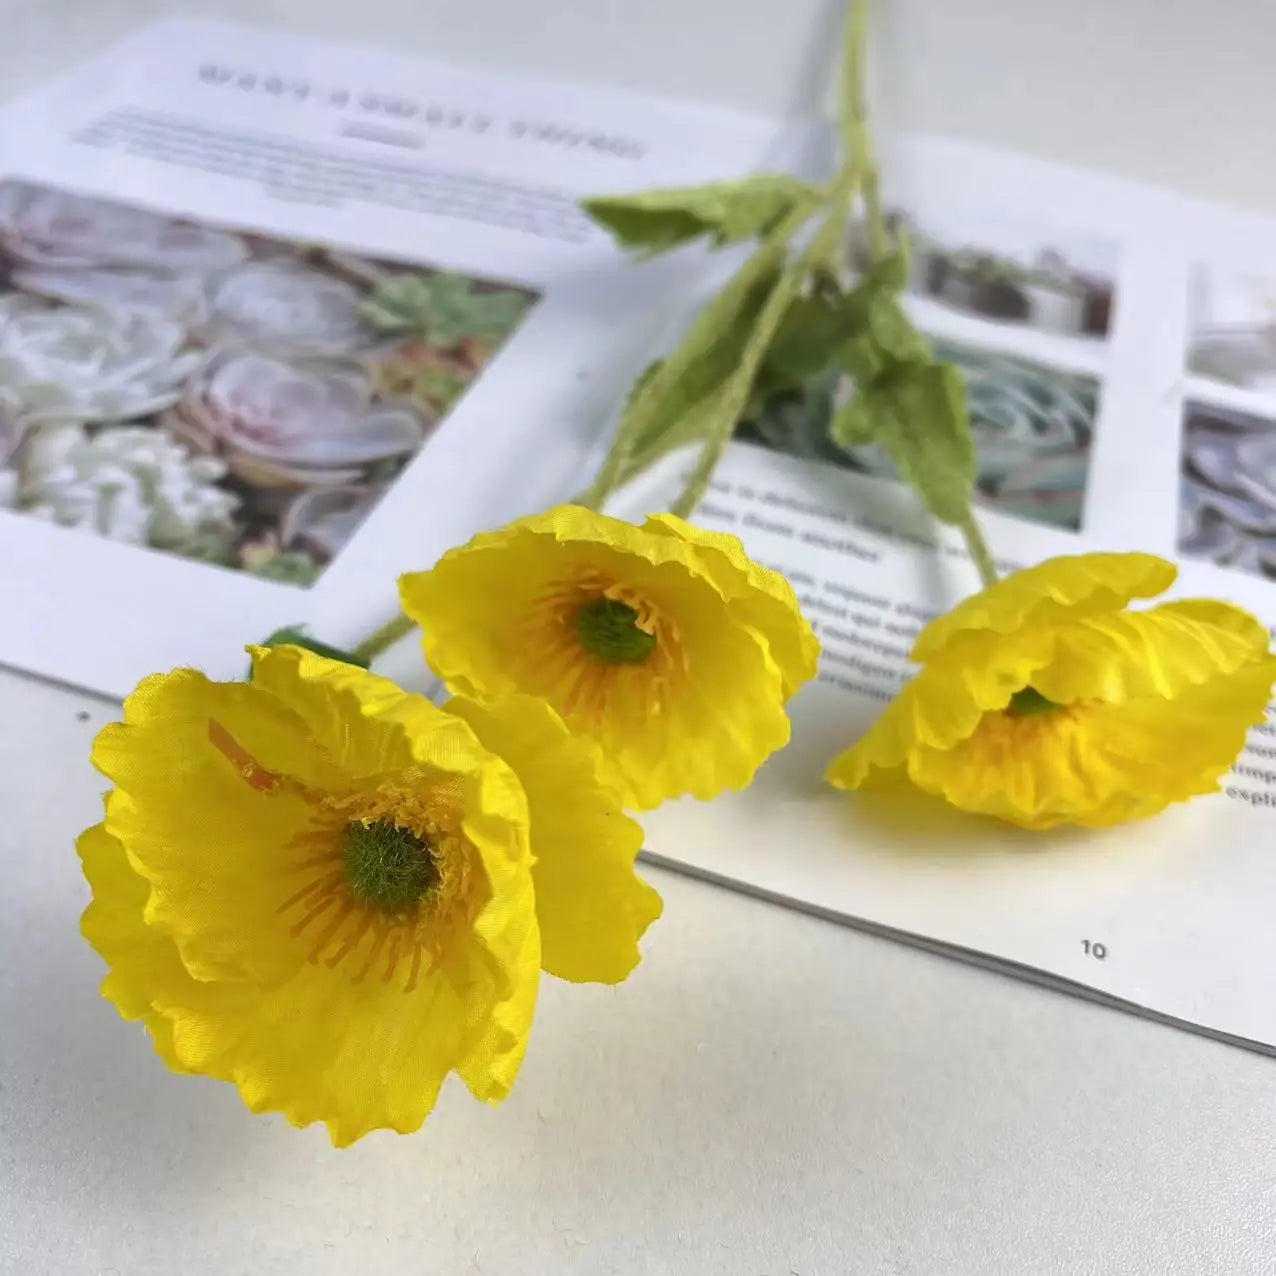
[1006,686,1059,717]
[574,597,657,665]
[343,819,440,913]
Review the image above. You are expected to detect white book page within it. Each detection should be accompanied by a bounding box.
[599,133,1276,1053]
[0,17,797,697]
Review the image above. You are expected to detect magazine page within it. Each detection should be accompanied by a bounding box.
[599,132,1276,1053]
[0,16,797,697]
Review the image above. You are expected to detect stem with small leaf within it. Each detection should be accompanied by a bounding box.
[671,205,855,518]
[581,0,879,518]
[577,199,814,513]
[838,0,998,588]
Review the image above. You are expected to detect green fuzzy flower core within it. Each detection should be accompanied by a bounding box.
[574,597,657,665]
[343,819,440,913]
[1006,686,1059,718]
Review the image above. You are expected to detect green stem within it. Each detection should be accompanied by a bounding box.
[843,0,886,259]
[579,201,815,514]
[958,512,999,588]
[585,0,879,521]
[671,207,853,519]
[840,0,995,590]
[351,612,417,664]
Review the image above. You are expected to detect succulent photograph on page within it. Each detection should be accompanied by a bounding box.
[0,181,537,584]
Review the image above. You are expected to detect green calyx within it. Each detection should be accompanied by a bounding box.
[574,598,657,665]
[343,819,440,913]
[1006,686,1059,718]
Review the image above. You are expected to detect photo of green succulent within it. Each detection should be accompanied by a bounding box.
[360,273,535,348]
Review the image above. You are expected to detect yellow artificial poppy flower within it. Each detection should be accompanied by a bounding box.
[78,645,659,1146]
[826,552,1276,829]
[398,505,819,809]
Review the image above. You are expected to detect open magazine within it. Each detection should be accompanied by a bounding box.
[4,17,1276,1054]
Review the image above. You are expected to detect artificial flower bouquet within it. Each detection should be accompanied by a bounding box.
[76,0,1276,1144]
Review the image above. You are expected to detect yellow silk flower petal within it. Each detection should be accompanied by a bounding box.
[248,643,497,787]
[399,504,803,809]
[643,512,820,697]
[79,811,187,1028]
[602,564,790,808]
[447,693,662,983]
[1025,602,1274,705]
[92,670,325,987]
[825,628,1056,787]
[911,552,1176,662]
[906,655,1276,829]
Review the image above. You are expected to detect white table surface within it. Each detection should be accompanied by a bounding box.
[4,2,1276,1273]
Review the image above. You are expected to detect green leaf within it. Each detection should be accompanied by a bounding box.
[252,626,370,675]
[579,236,790,507]
[582,175,824,256]
[359,274,533,344]
[828,395,875,448]
[866,293,930,361]
[849,361,975,525]
[758,248,912,395]
[838,294,931,384]
[623,359,665,414]
[618,375,743,484]
[622,247,785,457]
[870,242,911,294]
[759,293,864,391]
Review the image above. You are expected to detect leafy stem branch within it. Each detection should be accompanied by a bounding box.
[578,0,1000,588]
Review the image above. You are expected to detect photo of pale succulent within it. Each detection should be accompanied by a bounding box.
[0,180,247,322]
[12,267,213,327]
[3,421,239,556]
[280,485,388,561]
[198,261,370,355]
[1178,401,1276,580]
[0,179,539,585]
[0,180,247,274]
[0,294,202,426]
[162,349,433,490]
[850,204,1117,340]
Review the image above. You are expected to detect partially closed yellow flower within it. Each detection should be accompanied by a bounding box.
[399,505,819,809]
[826,552,1276,829]
[78,645,659,1146]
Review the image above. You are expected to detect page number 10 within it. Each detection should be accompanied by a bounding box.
[1082,940,1108,960]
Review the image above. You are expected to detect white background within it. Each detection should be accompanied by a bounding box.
[5,2,1276,1274]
